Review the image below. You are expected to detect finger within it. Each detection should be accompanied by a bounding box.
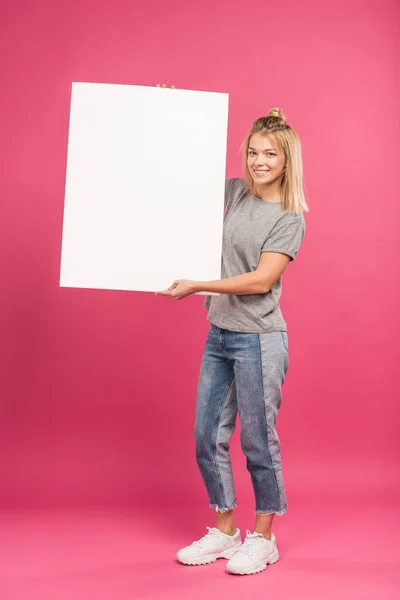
[156,83,160,87]
[170,85,175,89]
[161,83,166,88]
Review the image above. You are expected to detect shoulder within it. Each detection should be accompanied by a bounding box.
[267,210,306,244]
[276,209,306,229]
[225,177,245,192]
[224,178,248,212]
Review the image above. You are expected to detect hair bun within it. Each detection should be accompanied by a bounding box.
[266,107,286,125]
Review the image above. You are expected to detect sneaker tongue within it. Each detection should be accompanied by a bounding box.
[246,530,264,539]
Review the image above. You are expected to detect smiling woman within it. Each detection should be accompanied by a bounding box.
[242,108,309,214]
[156,93,308,576]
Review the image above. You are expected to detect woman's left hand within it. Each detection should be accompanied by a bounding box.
[155,279,198,300]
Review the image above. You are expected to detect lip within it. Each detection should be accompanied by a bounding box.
[253,169,270,176]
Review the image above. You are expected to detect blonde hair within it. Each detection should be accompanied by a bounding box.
[241,108,309,214]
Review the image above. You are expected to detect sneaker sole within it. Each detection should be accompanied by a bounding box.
[226,549,279,575]
[177,546,240,566]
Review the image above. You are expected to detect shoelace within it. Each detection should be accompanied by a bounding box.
[193,527,223,549]
[238,530,266,557]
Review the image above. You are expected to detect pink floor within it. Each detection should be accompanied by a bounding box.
[1,502,399,600]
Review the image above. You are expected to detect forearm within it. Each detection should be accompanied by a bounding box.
[193,272,267,295]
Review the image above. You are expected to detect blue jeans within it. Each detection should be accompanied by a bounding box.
[195,323,289,515]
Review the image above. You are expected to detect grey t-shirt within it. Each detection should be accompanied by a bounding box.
[203,177,305,333]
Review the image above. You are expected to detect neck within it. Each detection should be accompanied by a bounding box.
[253,176,283,203]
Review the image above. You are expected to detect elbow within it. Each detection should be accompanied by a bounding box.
[260,284,271,295]
[256,279,271,295]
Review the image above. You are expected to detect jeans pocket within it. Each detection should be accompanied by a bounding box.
[280,331,289,352]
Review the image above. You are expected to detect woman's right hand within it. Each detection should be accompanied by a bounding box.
[156,83,175,89]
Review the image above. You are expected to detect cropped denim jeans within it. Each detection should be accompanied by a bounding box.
[194,323,289,516]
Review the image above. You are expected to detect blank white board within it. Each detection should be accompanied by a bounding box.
[59,82,229,293]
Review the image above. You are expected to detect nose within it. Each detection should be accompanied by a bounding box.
[254,154,266,166]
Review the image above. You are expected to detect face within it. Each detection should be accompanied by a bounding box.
[247,133,286,188]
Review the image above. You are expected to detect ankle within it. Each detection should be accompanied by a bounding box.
[254,529,272,540]
[218,526,237,536]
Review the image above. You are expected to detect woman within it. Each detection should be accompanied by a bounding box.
[157,106,308,576]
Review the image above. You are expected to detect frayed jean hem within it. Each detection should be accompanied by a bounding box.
[210,501,237,513]
[256,506,287,517]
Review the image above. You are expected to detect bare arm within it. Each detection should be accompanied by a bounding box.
[194,252,291,295]
[156,252,291,299]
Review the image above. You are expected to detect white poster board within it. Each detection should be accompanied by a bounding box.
[59,82,229,293]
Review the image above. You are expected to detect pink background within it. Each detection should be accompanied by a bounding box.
[0,0,400,600]
[0,3,399,596]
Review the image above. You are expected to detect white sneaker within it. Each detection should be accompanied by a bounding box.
[226,530,279,575]
[176,527,242,566]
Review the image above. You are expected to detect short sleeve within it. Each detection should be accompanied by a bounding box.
[261,214,305,261]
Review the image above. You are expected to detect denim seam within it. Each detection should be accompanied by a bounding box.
[280,331,289,353]
[257,334,284,513]
[211,373,236,511]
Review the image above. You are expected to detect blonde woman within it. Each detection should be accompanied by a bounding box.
[157,100,308,576]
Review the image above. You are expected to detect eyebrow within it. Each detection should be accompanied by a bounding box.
[248,146,277,152]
